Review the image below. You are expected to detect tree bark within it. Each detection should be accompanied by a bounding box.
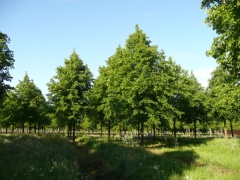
[34,123,37,133]
[12,123,15,133]
[209,128,212,137]
[119,125,122,140]
[173,118,176,139]
[73,119,76,143]
[22,121,25,133]
[137,119,140,140]
[108,120,111,140]
[29,122,32,133]
[194,118,197,139]
[140,119,144,146]
[153,124,156,142]
[224,120,227,139]
[230,120,234,137]
[100,120,103,139]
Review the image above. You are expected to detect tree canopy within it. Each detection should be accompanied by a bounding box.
[2,23,239,139]
[47,51,93,141]
[0,73,49,132]
[0,32,15,103]
[202,0,240,77]
[86,25,206,143]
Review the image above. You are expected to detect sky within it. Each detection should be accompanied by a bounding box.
[0,0,218,97]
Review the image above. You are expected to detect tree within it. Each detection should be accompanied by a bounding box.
[0,91,18,133]
[207,65,240,138]
[201,0,240,77]
[88,25,205,143]
[201,0,231,8]
[86,66,111,138]
[0,73,49,133]
[102,25,166,145]
[181,72,206,139]
[0,32,15,103]
[47,51,93,142]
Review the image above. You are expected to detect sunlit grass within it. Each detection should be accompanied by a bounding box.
[77,135,240,180]
[0,134,79,179]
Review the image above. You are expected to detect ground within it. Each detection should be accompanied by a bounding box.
[76,145,121,180]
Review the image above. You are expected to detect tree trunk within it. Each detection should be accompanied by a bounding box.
[22,121,25,133]
[137,119,140,140]
[108,120,111,140]
[194,119,197,139]
[230,120,234,137]
[153,124,156,142]
[119,125,122,141]
[68,124,72,138]
[224,120,227,139]
[209,128,212,137]
[29,122,32,133]
[34,123,37,133]
[5,127,8,134]
[173,118,176,139]
[100,120,103,139]
[12,123,15,133]
[73,119,76,143]
[140,119,144,146]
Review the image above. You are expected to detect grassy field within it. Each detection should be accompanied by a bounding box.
[0,134,239,180]
[0,134,79,180]
[77,136,240,180]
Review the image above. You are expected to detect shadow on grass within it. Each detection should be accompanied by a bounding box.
[79,139,200,180]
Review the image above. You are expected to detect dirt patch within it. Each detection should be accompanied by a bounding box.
[208,165,240,175]
[76,146,121,180]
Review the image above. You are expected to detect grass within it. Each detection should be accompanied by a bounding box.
[77,136,240,180]
[1,134,239,179]
[0,134,79,180]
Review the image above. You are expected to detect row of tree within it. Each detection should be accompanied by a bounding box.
[2,25,239,143]
[1,0,240,144]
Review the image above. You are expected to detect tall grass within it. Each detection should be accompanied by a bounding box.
[78,136,240,180]
[0,134,79,180]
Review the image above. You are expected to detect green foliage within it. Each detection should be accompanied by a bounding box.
[0,32,15,103]
[47,51,93,136]
[0,134,78,179]
[207,66,240,126]
[0,73,49,131]
[87,25,206,142]
[201,0,231,9]
[202,0,240,77]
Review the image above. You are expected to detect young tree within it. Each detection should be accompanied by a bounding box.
[0,73,49,133]
[86,66,111,138]
[104,25,165,145]
[0,32,15,104]
[0,91,18,133]
[47,51,93,142]
[207,66,240,138]
[181,72,206,139]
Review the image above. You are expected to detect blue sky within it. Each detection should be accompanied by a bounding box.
[1,0,217,96]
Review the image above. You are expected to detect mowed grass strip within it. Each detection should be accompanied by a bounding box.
[0,134,79,180]
[77,136,240,180]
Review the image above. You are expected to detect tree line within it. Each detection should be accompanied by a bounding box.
[1,0,240,144]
